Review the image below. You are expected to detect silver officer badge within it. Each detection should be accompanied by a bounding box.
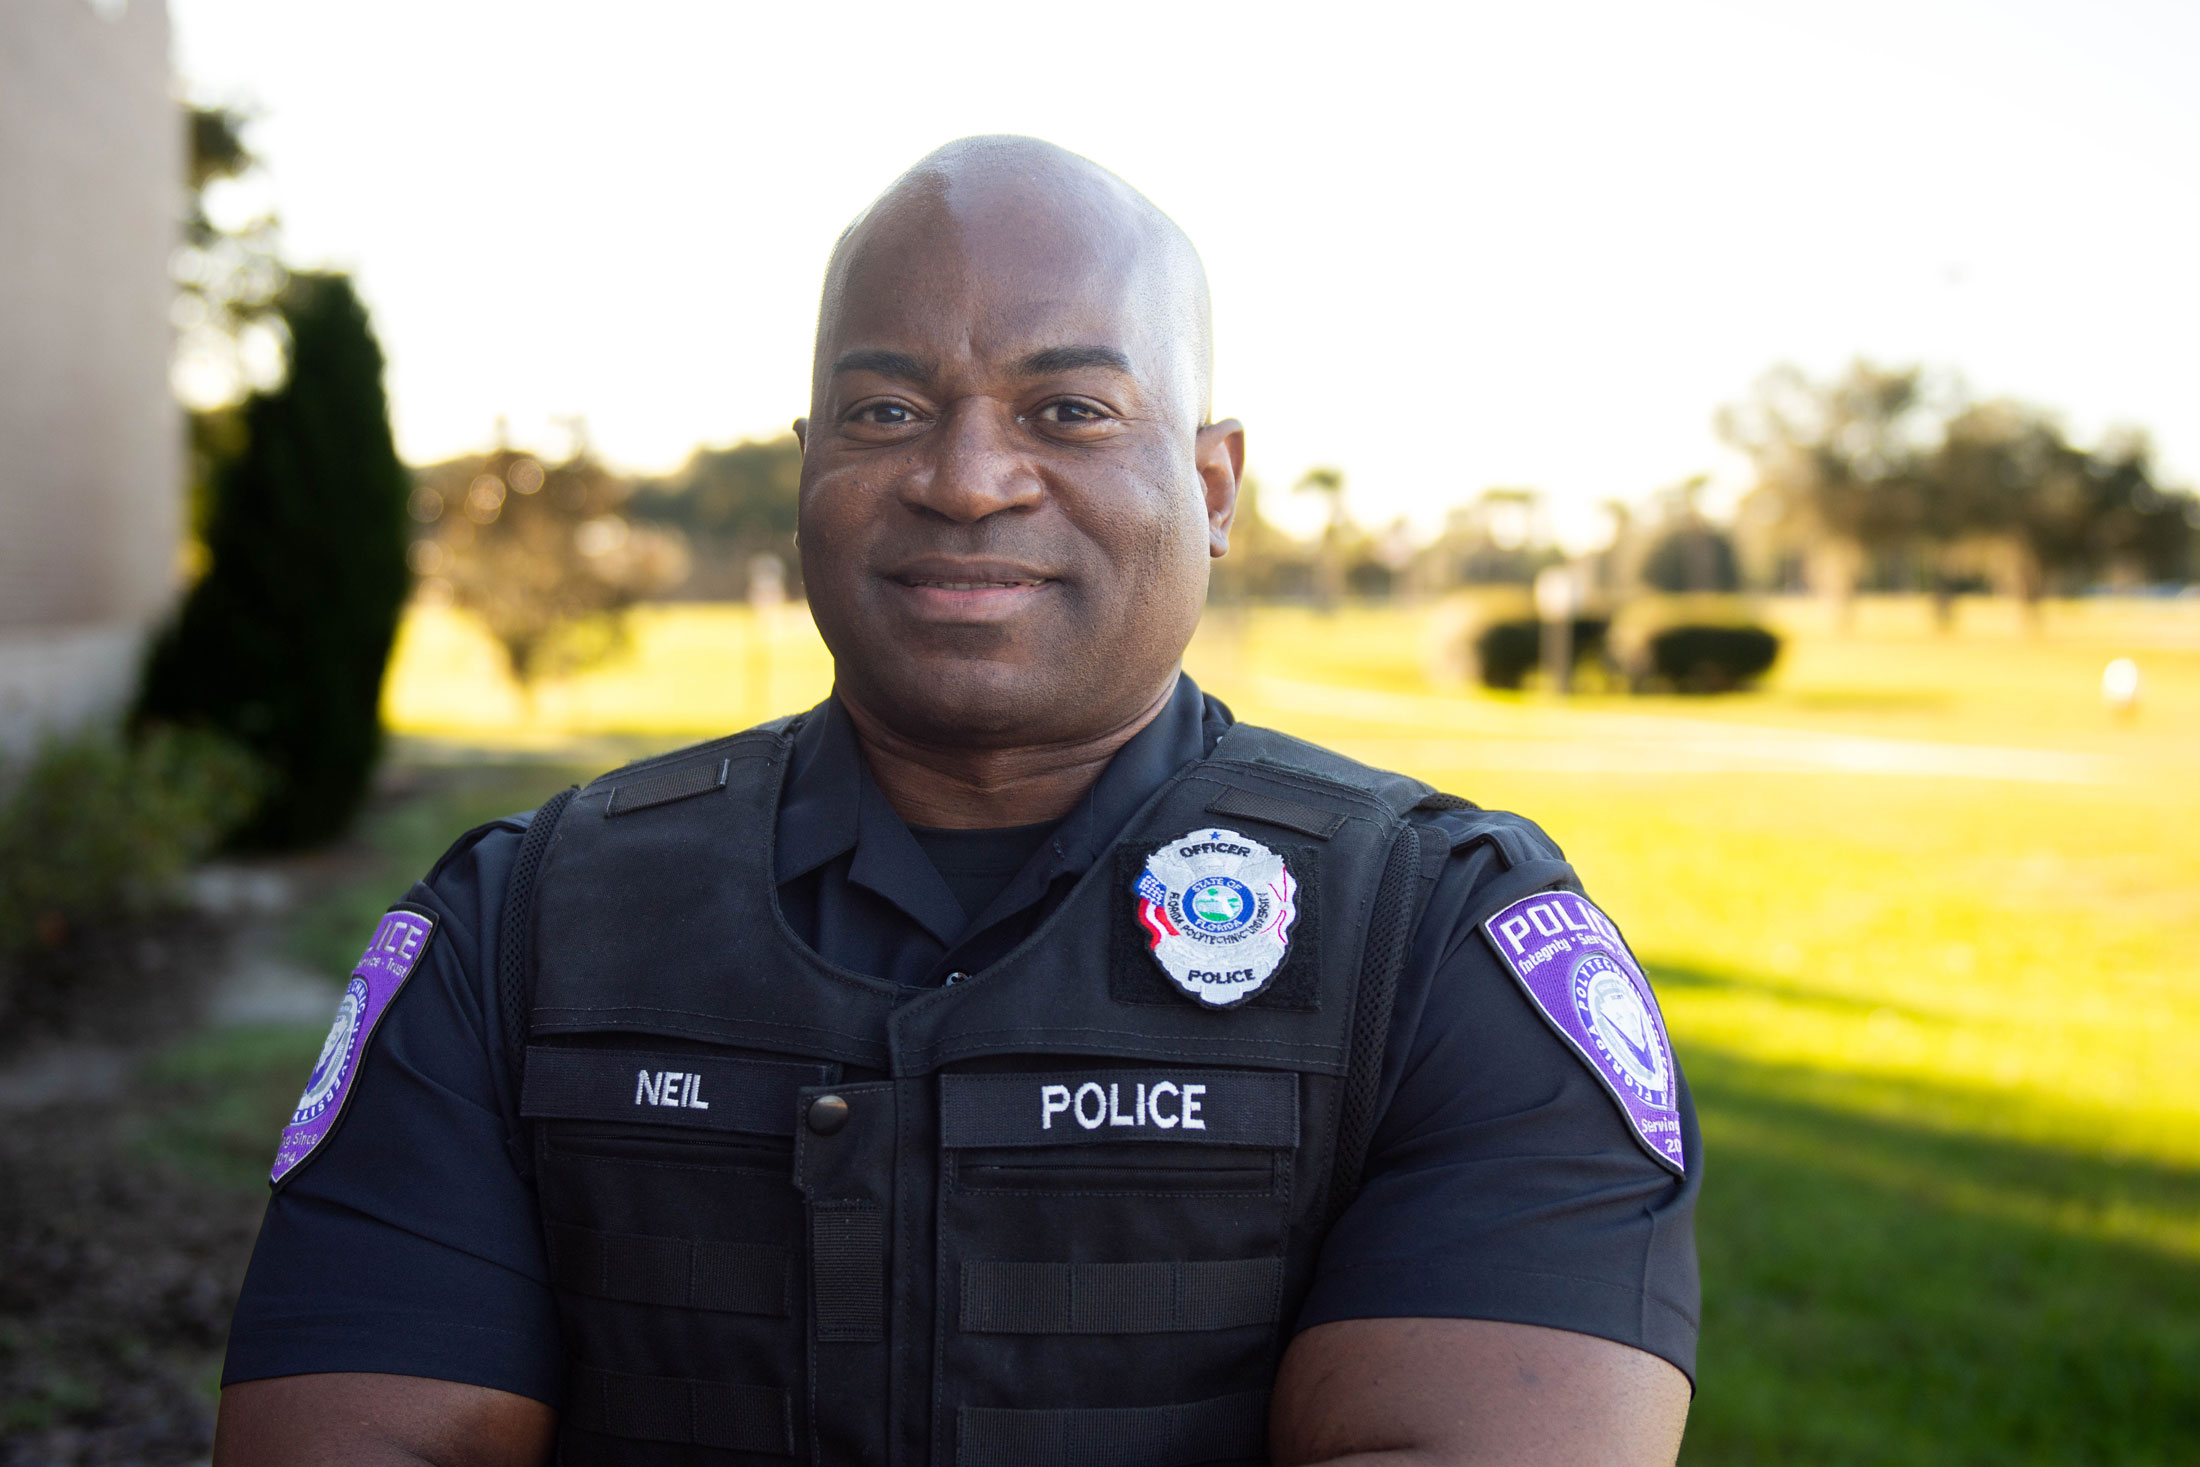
[1133,827,1299,1008]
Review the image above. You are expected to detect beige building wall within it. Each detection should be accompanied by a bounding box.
[0,0,180,756]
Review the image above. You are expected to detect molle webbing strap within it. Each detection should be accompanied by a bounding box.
[604,756,730,816]
[497,785,577,1172]
[960,1258,1283,1335]
[956,1390,1270,1467]
[545,1222,789,1317]
[1203,786,1348,840]
[1324,823,1425,1227]
[810,1201,887,1343]
[563,1364,793,1456]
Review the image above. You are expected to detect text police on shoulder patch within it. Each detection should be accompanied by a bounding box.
[1481,891,1685,1174]
[269,907,438,1187]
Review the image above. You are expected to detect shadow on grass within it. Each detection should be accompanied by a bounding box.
[1679,1044,2200,1466]
[1650,959,1942,1024]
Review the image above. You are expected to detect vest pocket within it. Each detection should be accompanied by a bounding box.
[528,1046,829,1465]
[933,1067,1299,1466]
[563,1365,794,1456]
[950,1144,1277,1197]
[955,1391,1270,1467]
[960,1257,1283,1335]
[547,1222,790,1318]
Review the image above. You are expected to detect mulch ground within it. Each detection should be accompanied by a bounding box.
[0,1102,263,1466]
[0,913,261,1466]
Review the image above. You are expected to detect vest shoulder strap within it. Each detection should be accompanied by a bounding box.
[576,720,797,802]
[1209,722,1437,818]
[1322,818,1431,1225]
[497,784,575,1176]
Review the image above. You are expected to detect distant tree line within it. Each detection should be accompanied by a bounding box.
[1721,361,2197,608]
[626,435,804,601]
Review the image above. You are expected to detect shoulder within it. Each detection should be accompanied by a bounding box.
[1208,722,1434,818]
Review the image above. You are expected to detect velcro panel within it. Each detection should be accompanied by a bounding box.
[961,1257,1282,1334]
[957,1390,1269,1467]
[810,1201,886,1343]
[546,1221,788,1316]
[939,1070,1298,1149]
[520,1047,829,1135]
[564,1364,792,1455]
[604,758,729,816]
[1203,786,1348,840]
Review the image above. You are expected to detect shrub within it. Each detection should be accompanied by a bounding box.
[1472,618,1610,691]
[1644,624,1782,692]
[1640,525,1742,593]
[0,727,262,1019]
[135,272,411,849]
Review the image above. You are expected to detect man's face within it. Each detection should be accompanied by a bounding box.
[797,191,1240,748]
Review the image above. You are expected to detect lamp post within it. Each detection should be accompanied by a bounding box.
[1534,563,1579,696]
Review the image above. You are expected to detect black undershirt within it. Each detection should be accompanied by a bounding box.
[908,821,1060,928]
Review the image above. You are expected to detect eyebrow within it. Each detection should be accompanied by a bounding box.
[831,348,932,380]
[1017,345,1133,376]
[829,344,1134,382]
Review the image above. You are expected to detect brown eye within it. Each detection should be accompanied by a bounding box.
[1037,400,1107,425]
[856,403,914,425]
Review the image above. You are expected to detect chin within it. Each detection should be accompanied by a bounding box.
[855,653,1119,748]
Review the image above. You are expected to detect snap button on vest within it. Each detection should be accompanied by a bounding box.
[807,1093,850,1135]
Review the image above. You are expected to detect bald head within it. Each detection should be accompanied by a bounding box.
[812,136,1214,429]
[793,136,1244,768]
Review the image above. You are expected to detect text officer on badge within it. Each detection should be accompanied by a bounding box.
[214,138,1701,1467]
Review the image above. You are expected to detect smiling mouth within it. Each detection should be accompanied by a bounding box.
[894,576,1048,591]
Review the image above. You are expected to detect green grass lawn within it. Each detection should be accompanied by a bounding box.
[216,593,2198,1463]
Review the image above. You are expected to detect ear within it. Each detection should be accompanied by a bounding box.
[1195,419,1245,558]
[792,417,809,451]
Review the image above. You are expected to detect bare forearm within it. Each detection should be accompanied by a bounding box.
[214,1373,555,1467]
[1271,1318,1689,1467]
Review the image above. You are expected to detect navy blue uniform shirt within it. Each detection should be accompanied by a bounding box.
[225,676,1700,1404]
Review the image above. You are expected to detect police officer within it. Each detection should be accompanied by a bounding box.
[215,137,1698,1466]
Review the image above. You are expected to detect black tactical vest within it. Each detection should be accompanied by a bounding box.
[507,719,1460,1467]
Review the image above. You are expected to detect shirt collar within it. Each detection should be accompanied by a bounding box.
[773,674,1223,932]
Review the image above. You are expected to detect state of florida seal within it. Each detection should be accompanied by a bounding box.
[1134,827,1298,1008]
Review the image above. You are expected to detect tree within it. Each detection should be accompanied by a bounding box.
[1725,362,2199,619]
[1294,467,1349,609]
[135,274,413,848]
[1718,362,1948,597]
[626,435,802,599]
[1934,406,2194,602]
[173,106,284,413]
[412,448,686,688]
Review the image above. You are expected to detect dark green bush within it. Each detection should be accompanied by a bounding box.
[1640,526,1742,593]
[1472,618,1610,690]
[135,272,411,848]
[0,726,262,963]
[1645,624,1781,692]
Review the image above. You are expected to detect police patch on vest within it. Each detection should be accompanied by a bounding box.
[1133,828,1298,1009]
[270,907,437,1187]
[1482,892,1685,1175]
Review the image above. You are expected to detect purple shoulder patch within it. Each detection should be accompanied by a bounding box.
[1482,891,1684,1175]
[270,907,437,1188]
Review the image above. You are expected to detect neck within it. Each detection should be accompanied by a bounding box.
[841,677,1178,829]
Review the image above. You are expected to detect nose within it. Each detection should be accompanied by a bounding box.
[898,399,1043,523]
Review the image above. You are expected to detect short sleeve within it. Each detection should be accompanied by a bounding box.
[1294,813,1702,1381]
[221,819,565,1405]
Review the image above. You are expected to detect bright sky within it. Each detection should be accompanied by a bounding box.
[169,0,2200,548]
